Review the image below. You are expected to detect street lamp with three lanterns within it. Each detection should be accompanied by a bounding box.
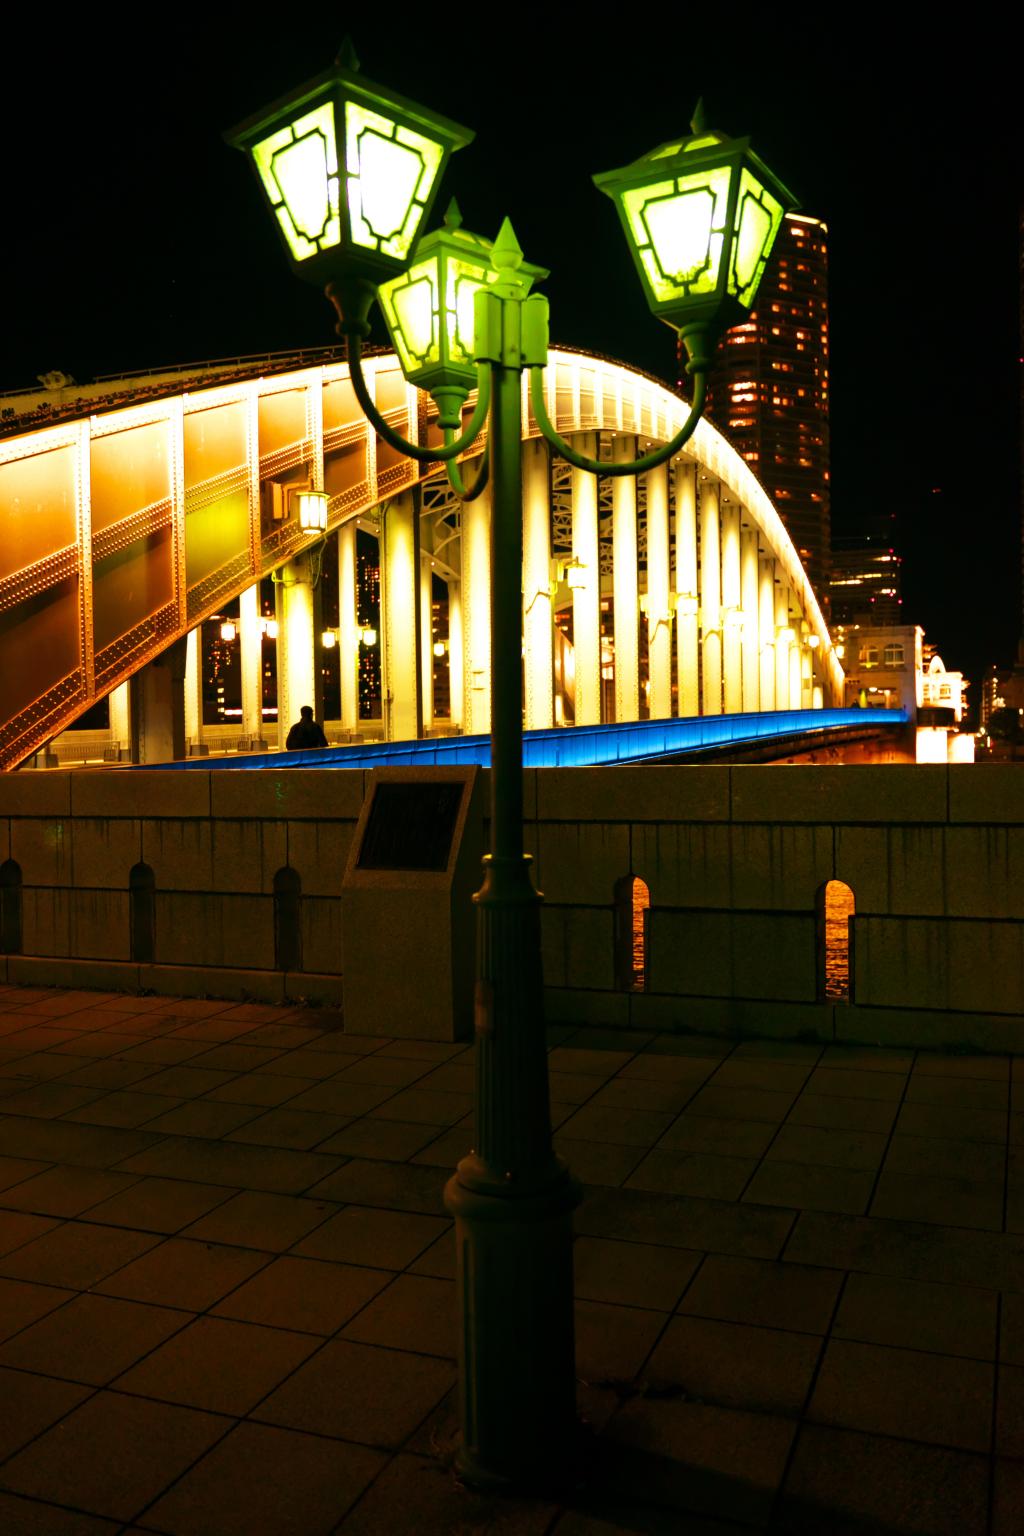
[228,41,795,1488]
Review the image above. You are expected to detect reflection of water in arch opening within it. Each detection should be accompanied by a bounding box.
[631,877,650,991]
[824,881,855,1002]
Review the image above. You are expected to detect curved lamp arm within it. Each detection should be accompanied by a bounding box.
[444,433,491,502]
[346,335,490,464]
[529,366,708,477]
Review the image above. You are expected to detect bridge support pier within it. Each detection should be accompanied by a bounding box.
[571,435,601,726]
[523,440,553,731]
[741,525,760,712]
[420,527,435,733]
[381,491,421,742]
[674,460,699,717]
[275,555,316,748]
[721,499,742,713]
[646,464,671,720]
[461,480,492,736]
[790,626,803,711]
[700,478,722,714]
[449,580,464,731]
[759,557,776,711]
[612,440,639,724]
[238,585,267,750]
[184,629,205,756]
[130,638,186,764]
[775,577,792,709]
[107,681,132,762]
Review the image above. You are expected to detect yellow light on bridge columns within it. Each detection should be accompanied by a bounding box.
[219,620,237,642]
[360,626,378,647]
[322,629,338,648]
[433,639,448,658]
[296,490,329,532]
[562,557,587,591]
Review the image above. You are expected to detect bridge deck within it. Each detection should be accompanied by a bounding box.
[147,708,905,771]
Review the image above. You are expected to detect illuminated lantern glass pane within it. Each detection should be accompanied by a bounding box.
[345,103,443,263]
[594,120,796,336]
[729,168,784,307]
[377,210,536,394]
[252,104,340,263]
[447,258,491,362]
[384,263,440,374]
[296,491,328,531]
[622,166,731,304]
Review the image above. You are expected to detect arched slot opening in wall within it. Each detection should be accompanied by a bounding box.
[615,875,650,992]
[274,867,303,973]
[129,863,156,964]
[1,860,23,955]
[820,879,855,1003]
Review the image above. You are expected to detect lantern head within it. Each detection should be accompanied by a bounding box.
[226,40,474,296]
[593,101,797,362]
[295,491,329,532]
[378,202,547,412]
[563,558,587,592]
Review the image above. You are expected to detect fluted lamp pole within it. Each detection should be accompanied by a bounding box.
[229,53,796,1488]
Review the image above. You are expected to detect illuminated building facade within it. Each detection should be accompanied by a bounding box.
[695,212,831,599]
[829,520,902,627]
[834,622,970,761]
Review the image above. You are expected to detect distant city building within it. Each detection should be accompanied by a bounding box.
[692,212,831,599]
[920,653,967,724]
[835,623,923,716]
[829,519,902,627]
[834,622,970,761]
[981,662,1024,753]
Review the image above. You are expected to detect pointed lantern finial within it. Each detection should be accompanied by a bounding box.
[690,98,707,134]
[335,36,360,71]
[444,197,463,231]
[491,216,523,272]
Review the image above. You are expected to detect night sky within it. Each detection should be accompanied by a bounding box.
[4,16,1020,700]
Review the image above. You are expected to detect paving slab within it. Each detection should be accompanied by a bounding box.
[0,982,1021,1535]
[141,1422,386,1536]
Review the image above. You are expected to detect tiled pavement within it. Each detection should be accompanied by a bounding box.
[0,984,1021,1534]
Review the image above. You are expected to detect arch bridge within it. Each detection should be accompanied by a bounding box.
[0,347,842,771]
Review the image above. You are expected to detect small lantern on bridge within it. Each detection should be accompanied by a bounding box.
[593,101,797,370]
[295,490,329,532]
[563,557,588,592]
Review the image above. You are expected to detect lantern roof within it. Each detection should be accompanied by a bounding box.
[226,40,474,161]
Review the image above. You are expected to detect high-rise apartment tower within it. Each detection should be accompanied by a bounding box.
[687,213,831,599]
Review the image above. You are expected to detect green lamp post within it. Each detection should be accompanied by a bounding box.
[230,58,795,1489]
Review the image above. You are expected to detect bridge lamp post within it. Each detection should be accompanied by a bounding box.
[229,50,795,1488]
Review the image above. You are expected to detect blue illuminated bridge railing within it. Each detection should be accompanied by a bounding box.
[157,708,907,772]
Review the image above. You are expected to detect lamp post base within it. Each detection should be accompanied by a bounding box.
[444,1163,582,1490]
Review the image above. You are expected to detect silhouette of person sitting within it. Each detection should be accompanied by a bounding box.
[286,705,327,751]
